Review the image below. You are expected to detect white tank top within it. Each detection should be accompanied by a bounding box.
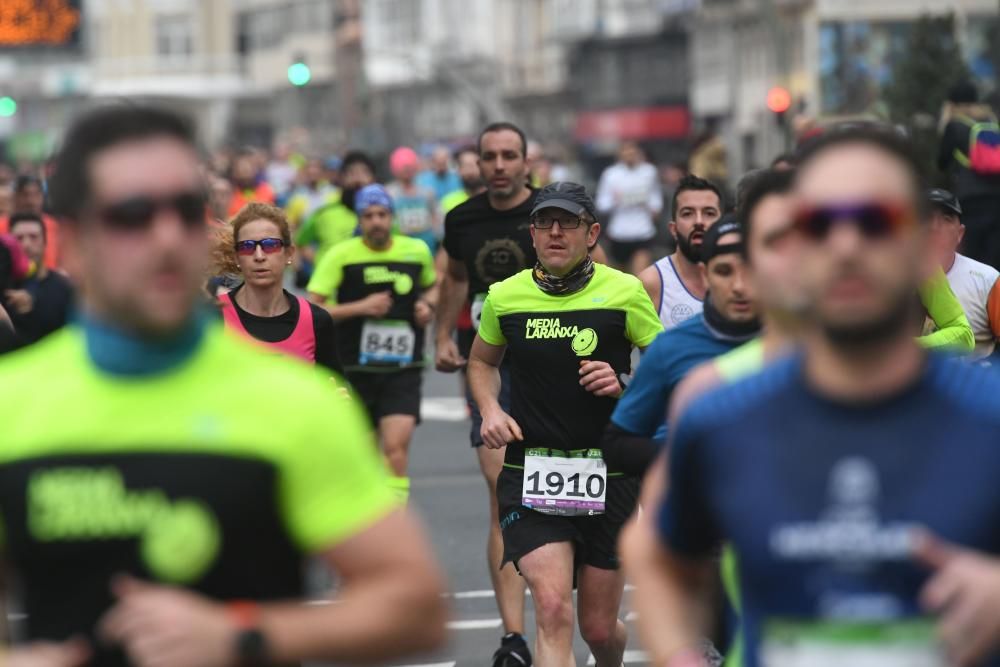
[653,255,703,330]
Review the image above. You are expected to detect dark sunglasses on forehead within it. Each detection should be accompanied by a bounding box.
[532,214,591,230]
[792,202,915,241]
[96,191,206,231]
[235,238,286,256]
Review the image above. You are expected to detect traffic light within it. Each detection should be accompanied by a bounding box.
[0,96,16,117]
[287,59,311,87]
[766,86,791,126]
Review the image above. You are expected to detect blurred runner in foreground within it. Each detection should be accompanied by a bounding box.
[0,105,446,667]
[630,125,1000,667]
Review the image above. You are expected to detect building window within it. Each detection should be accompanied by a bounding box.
[374,0,421,49]
[156,15,194,58]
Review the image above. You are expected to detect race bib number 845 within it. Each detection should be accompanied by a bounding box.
[360,319,415,365]
[522,453,606,516]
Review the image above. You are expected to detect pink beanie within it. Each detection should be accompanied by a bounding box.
[389,147,420,176]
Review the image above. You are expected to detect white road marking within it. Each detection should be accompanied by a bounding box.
[393,662,456,667]
[588,649,648,665]
[451,589,496,599]
[447,618,503,630]
[420,397,468,422]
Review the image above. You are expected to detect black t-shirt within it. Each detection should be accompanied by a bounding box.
[443,189,539,302]
[228,285,342,374]
[8,271,74,350]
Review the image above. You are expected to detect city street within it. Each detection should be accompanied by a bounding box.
[381,368,649,667]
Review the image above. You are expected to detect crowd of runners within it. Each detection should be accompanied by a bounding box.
[1,81,1000,667]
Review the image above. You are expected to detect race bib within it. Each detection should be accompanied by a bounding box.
[761,619,945,667]
[620,188,649,207]
[360,319,415,365]
[397,207,432,235]
[471,293,487,331]
[522,450,606,516]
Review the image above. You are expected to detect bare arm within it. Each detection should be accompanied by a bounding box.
[468,335,522,449]
[468,335,505,416]
[308,291,391,323]
[261,509,448,663]
[622,521,715,665]
[434,258,470,372]
[99,509,448,667]
[638,265,661,310]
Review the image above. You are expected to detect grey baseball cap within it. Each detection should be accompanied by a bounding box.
[531,182,599,221]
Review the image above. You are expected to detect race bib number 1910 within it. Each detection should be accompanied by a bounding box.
[522,454,606,516]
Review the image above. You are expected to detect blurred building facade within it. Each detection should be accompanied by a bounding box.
[0,0,995,178]
[685,0,999,179]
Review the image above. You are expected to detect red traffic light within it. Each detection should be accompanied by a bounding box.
[767,86,792,114]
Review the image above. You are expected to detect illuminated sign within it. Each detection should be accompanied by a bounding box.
[0,0,82,49]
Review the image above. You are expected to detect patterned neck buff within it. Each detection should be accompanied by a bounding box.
[531,254,596,296]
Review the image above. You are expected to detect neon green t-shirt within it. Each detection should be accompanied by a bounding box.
[440,189,470,215]
[478,263,663,467]
[0,324,396,638]
[296,201,358,266]
[307,235,436,371]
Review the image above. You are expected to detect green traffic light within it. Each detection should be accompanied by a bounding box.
[0,96,16,117]
[287,62,311,87]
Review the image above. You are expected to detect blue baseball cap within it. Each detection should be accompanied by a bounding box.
[354,184,394,214]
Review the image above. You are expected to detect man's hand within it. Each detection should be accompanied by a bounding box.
[359,291,393,318]
[5,289,33,315]
[915,530,1000,666]
[414,300,434,328]
[435,336,467,372]
[5,639,90,667]
[579,360,622,398]
[99,576,237,667]
[480,407,523,449]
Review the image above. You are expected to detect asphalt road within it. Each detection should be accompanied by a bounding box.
[380,367,650,667]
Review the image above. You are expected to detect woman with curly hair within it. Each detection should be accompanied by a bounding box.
[215,202,341,373]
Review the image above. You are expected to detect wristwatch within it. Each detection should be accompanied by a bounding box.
[227,601,271,666]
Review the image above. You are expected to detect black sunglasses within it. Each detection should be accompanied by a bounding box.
[96,192,206,231]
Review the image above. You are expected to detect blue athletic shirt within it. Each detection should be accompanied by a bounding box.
[611,314,743,441]
[658,353,1000,667]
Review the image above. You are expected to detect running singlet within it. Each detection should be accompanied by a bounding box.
[387,182,438,254]
[946,252,1000,358]
[659,354,1000,667]
[220,290,315,362]
[478,264,663,469]
[443,190,538,331]
[610,315,742,442]
[0,325,395,661]
[218,286,342,373]
[652,255,703,330]
[307,235,435,371]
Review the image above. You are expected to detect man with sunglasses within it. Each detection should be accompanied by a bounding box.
[927,187,1000,359]
[469,182,662,667]
[0,106,447,667]
[640,126,1000,667]
[308,183,438,502]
